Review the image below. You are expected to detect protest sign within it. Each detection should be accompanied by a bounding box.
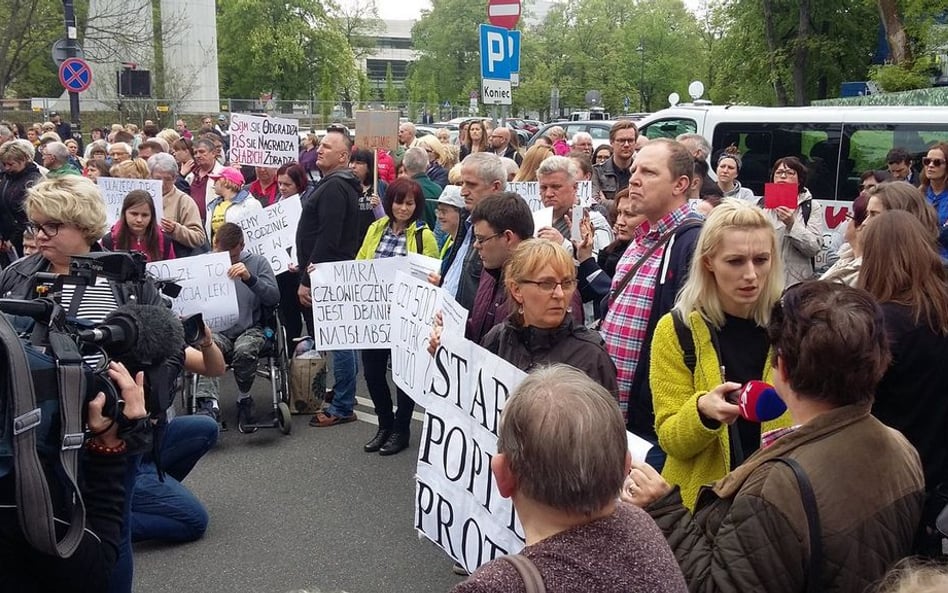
[309,258,405,350]
[146,252,239,331]
[97,177,163,227]
[405,252,442,281]
[354,111,399,151]
[532,206,553,236]
[235,196,301,274]
[228,113,299,167]
[506,180,593,212]
[415,331,527,573]
[390,270,442,399]
[439,291,469,336]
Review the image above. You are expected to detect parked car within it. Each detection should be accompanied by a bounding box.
[528,120,617,150]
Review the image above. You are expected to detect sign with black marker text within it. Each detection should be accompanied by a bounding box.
[228,113,299,168]
[146,252,239,331]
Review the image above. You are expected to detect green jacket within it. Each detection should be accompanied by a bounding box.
[356,216,439,260]
[46,163,82,178]
[412,173,441,231]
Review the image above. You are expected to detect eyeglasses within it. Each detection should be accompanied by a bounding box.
[615,137,637,145]
[473,232,501,246]
[595,154,610,162]
[774,168,797,178]
[922,157,945,167]
[520,279,577,293]
[26,220,65,237]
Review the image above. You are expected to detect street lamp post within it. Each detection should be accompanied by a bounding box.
[636,41,645,112]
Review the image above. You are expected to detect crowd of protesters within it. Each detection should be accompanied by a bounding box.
[1,111,947,593]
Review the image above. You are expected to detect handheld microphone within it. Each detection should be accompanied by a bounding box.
[730,380,786,423]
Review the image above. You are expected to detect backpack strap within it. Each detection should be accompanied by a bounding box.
[414,221,424,255]
[502,554,546,593]
[671,309,696,374]
[2,306,87,558]
[773,457,823,593]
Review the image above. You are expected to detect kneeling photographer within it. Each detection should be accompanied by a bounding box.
[0,176,173,592]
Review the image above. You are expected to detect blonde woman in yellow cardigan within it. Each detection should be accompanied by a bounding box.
[356,177,438,455]
[649,199,790,510]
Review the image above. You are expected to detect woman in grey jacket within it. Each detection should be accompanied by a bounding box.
[480,240,618,396]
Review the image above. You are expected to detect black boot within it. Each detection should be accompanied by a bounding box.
[379,431,410,456]
[364,427,392,453]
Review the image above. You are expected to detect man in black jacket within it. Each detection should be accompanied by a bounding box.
[296,130,362,427]
[489,127,522,166]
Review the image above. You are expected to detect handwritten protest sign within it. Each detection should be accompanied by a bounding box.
[506,180,593,212]
[439,291,468,336]
[390,271,442,399]
[146,252,239,331]
[406,252,442,281]
[228,113,299,167]
[97,177,163,227]
[415,330,527,573]
[354,111,399,151]
[235,196,301,274]
[309,258,406,350]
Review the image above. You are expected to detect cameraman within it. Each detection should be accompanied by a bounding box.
[0,176,168,593]
[0,361,147,592]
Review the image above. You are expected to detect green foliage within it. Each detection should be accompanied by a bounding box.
[383,63,399,105]
[869,63,931,92]
[0,0,63,99]
[217,0,355,101]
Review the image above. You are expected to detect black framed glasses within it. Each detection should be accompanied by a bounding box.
[519,278,577,293]
[26,220,65,237]
[473,232,502,246]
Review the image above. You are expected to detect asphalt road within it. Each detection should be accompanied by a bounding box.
[133,371,463,593]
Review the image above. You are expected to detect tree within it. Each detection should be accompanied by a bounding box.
[217,0,354,103]
[408,0,485,107]
[383,62,399,106]
[331,0,384,117]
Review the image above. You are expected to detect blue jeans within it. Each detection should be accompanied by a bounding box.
[107,454,140,593]
[325,350,357,417]
[130,416,218,543]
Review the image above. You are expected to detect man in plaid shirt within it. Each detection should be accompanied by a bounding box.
[600,139,703,470]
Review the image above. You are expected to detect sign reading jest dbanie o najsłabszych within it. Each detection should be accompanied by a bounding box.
[228,113,299,168]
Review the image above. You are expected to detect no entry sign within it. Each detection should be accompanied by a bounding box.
[487,0,521,30]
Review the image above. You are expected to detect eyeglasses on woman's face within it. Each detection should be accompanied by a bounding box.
[519,278,577,293]
[773,168,798,178]
[26,220,65,237]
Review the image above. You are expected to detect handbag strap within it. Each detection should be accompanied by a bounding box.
[608,219,701,306]
[502,554,546,593]
[773,457,822,593]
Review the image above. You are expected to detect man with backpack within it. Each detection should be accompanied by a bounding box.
[599,139,703,471]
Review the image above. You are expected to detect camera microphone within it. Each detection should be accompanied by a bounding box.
[79,304,185,366]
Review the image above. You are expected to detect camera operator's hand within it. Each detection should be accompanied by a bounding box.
[88,362,146,448]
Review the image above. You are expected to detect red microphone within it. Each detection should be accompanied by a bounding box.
[728,380,786,422]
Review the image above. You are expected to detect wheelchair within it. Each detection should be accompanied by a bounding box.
[180,308,292,435]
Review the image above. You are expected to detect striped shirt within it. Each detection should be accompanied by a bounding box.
[60,277,119,366]
[600,203,693,419]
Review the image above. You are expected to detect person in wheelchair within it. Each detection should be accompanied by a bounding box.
[193,223,280,433]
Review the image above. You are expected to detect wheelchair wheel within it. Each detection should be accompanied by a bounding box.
[277,401,292,435]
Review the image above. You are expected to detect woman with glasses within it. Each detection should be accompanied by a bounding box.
[819,192,869,287]
[920,143,948,258]
[649,199,788,510]
[415,134,449,188]
[593,144,613,166]
[481,239,618,394]
[766,156,823,287]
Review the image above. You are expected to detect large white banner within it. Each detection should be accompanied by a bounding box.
[235,196,301,274]
[228,113,299,167]
[146,252,239,331]
[97,177,164,227]
[414,330,527,573]
[506,180,593,212]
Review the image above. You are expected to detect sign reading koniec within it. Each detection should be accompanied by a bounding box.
[228,113,299,168]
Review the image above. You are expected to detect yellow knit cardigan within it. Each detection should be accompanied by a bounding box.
[649,309,791,511]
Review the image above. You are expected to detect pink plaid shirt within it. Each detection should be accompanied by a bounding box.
[601,203,693,418]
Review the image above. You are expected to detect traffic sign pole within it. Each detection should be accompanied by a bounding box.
[62,0,81,145]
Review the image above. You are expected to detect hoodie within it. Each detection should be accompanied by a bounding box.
[296,168,362,286]
[222,249,281,339]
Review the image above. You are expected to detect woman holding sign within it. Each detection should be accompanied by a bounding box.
[481,240,618,394]
[101,190,175,262]
[764,156,823,287]
[356,177,438,456]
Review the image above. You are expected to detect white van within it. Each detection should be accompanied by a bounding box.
[635,104,948,269]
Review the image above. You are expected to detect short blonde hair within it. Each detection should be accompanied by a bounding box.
[448,162,463,185]
[0,141,33,163]
[875,561,948,593]
[25,177,108,244]
[504,239,575,325]
[39,131,61,143]
[675,198,783,328]
[157,128,181,146]
[110,158,150,179]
